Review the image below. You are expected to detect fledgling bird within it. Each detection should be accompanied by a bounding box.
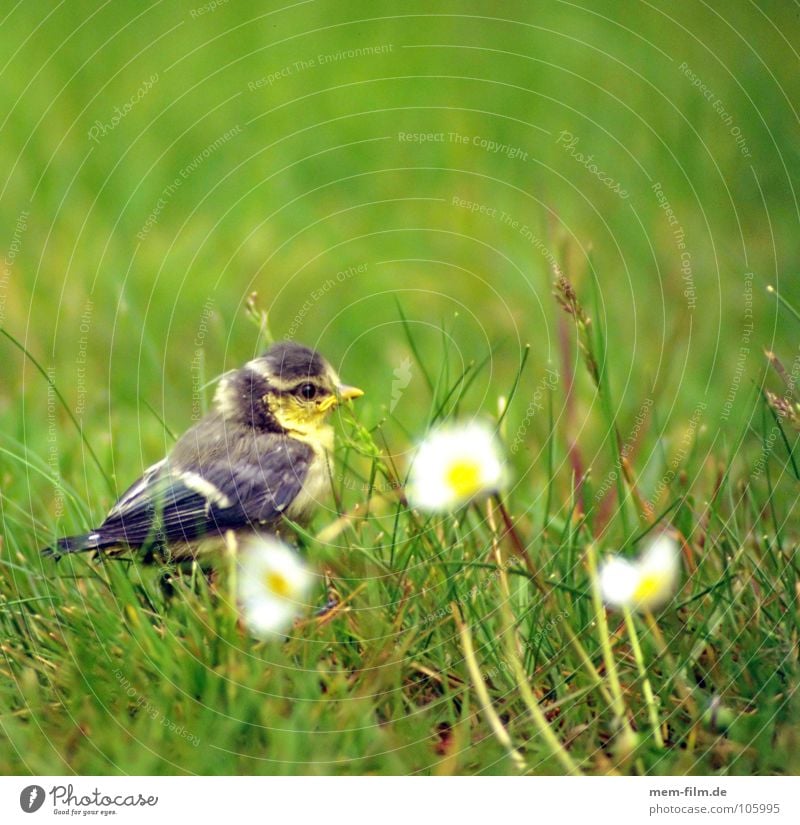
[42,341,363,562]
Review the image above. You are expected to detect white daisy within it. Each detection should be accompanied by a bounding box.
[237,535,314,637]
[598,534,681,611]
[407,421,506,512]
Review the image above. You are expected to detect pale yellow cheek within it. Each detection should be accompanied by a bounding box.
[270,396,330,428]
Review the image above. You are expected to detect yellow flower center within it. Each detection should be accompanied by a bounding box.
[264,571,292,598]
[445,459,483,499]
[633,572,663,604]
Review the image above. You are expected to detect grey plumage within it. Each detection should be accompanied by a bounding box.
[42,341,347,563]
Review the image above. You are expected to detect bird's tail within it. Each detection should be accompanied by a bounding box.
[41,532,102,558]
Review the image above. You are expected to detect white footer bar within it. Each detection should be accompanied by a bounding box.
[0,775,797,824]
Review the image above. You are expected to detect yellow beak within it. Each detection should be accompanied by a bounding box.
[337,384,365,402]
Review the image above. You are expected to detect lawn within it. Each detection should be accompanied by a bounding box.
[1,1,799,775]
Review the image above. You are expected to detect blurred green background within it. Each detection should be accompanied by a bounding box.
[2,1,798,488]
[1,0,799,775]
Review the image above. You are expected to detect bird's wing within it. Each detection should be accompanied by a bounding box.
[95,438,314,549]
[107,458,167,517]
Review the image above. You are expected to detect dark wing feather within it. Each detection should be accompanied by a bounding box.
[205,440,314,528]
[94,437,313,551]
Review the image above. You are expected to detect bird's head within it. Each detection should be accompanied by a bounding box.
[215,341,363,436]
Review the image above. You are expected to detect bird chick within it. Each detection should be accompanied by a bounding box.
[43,341,363,563]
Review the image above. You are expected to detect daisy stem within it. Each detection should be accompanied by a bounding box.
[224,529,239,630]
[642,610,699,753]
[452,606,527,773]
[496,562,583,775]
[623,606,664,748]
[486,497,614,709]
[223,530,240,703]
[560,622,615,708]
[643,610,698,717]
[586,543,635,742]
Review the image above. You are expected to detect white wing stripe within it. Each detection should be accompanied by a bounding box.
[175,470,233,509]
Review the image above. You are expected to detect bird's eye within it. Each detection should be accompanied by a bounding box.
[297,383,317,400]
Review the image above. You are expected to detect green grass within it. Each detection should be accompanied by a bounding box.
[1,1,800,775]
